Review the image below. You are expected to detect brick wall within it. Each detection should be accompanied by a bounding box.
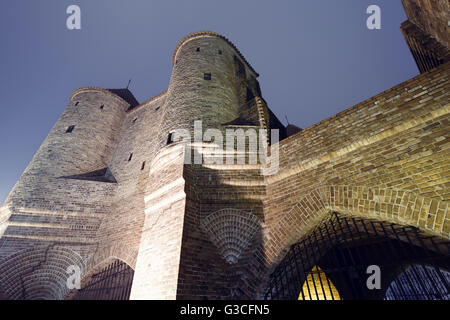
[254,61,450,297]
[174,63,449,299]
[0,30,448,300]
[177,159,266,299]
[130,144,187,299]
[87,93,167,272]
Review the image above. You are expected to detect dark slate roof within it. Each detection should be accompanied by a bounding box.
[222,117,259,127]
[286,124,303,137]
[107,88,140,110]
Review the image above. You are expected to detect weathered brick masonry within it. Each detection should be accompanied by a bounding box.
[174,60,450,299]
[401,0,450,49]
[401,0,450,73]
[0,1,449,300]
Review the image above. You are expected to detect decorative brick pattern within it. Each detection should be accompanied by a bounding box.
[0,246,84,300]
[200,208,261,264]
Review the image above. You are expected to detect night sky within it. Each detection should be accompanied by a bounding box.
[0,0,418,204]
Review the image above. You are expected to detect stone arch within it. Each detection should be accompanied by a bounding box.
[260,185,449,298]
[0,245,84,300]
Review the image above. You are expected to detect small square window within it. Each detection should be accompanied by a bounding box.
[218,50,222,55]
[75,102,79,106]
[100,105,104,110]
[155,106,160,111]
[204,73,211,80]
[66,125,75,133]
[196,47,200,52]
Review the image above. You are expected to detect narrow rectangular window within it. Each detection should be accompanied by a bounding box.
[204,73,211,80]
[246,87,255,101]
[234,55,246,79]
[167,133,174,145]
[128,153,133,161]
[100,105,104,110]
[66,125,75,133]
[141,161,146,170]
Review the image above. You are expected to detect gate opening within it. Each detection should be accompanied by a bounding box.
[265,212,450,300]
[298,266,341,300]
[72,259,134,300]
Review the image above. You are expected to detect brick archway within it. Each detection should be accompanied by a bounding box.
[80,255,134,285]
[265,185,448,264]
[262,212,449,300]
[67,257,134,300]
[63,246,137,299]
[83,244,136,277]
[259,185,449,298]
[0,246,84,300]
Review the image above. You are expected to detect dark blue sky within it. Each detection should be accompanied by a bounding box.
[0,0,418,204]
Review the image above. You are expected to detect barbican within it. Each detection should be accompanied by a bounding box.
[0,0,449,300]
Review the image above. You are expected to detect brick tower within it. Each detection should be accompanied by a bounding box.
[0,1,449,300]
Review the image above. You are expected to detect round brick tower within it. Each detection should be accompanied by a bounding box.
[25,88,127,177]
[157,31,260,147]
[131,32,267,299]
[4,88,130,206]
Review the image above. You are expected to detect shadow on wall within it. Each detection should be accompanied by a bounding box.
[178,159,267,299]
